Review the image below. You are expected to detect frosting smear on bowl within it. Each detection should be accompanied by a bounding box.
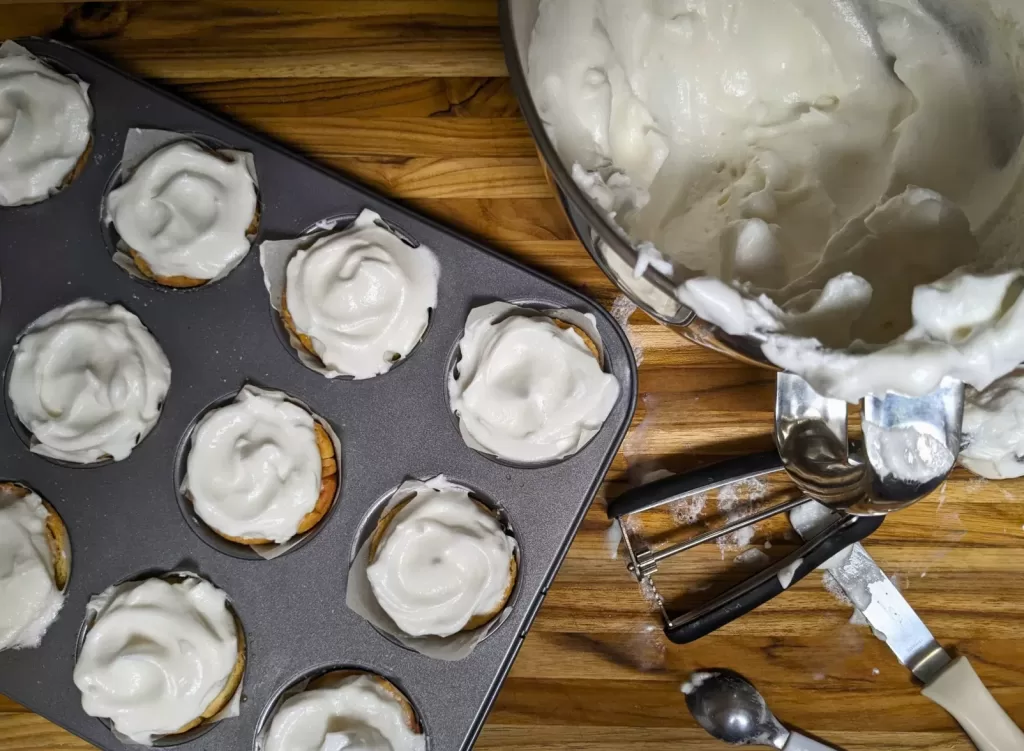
[961,371,1024,479]
[528,0,1024,402]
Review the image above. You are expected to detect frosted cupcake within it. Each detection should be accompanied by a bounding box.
[0,483,69,650]
[183,386,339,545]
[448,305,620,462]
[367,480,516,637]
[8,299,171,463]
[106,139,258,287]
[263,670,425,751]
[74,575,245,744]
[0,41,93,206]
[278,209,439,379]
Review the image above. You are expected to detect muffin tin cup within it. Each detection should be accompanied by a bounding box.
[258,209,435,380]
[104,128,262,289]
[446,300,618,468]
[2,304,168,469]
[9,484,75,596]
[0,38,637,751]
[253,665,428,751]
[73,570,247,747]
[0,41,93,208]
[173,383,344,561]
[263,212,431,378]
[346,475,522,661]
[0,481,72,642]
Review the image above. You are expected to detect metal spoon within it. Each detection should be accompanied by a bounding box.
[683,669,836,750]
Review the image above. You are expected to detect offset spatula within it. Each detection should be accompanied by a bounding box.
[786,497,1024,751]
[828,544,1024,751]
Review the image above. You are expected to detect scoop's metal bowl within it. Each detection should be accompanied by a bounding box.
[497,0,775,370]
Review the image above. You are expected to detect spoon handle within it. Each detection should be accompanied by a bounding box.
[922,657,1024,751]
[783,730,839,751]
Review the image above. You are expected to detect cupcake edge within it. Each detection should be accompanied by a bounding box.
[0,482,70,594]
[126,202,261,288]
[305,670,421,735]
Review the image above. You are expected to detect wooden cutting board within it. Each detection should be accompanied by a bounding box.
[1,2,1022,749]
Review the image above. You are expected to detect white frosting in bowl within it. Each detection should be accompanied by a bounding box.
[448,306,620,463]
[367,482,515,638]
[528,0,1024,402]
[961,371,1024,479]
[106,139,257,282]
[0,486,64,651]
[263,673,425,751]
[184,386,324,543]
[73,576,241,745]
[8,299,171,464]
[0,41,92,206]
[284,209,439,379]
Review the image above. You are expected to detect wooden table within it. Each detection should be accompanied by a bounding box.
[2,2,1023,749]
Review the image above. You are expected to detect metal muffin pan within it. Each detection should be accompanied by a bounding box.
[0,38,637,751]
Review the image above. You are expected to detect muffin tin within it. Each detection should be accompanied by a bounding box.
[0,38,637,751]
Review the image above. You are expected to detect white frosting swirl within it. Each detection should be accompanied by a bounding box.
[285,209,439,379]
[367,479,515,638]
[8,299,171,463]
[0,41,92,206]
[264,673,425,751]
[448,308,620,462]
[0,486,64,650]
[106,140,257,281]
[73,576,241,745]
[184,386,323,543]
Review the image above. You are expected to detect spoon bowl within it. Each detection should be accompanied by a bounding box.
[683,669,788,747]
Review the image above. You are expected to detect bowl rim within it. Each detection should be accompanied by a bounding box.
[495,0,691,324]
[496,1,776,370]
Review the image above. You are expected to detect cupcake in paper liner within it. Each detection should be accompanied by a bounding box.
[449,301,620,463]
[260,209,439,379]
[346,475,518,661]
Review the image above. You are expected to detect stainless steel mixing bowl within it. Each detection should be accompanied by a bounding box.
[498,0,1024,372]
[498,0,774,369]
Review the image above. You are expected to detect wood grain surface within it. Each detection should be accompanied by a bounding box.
[2,2,1023,750]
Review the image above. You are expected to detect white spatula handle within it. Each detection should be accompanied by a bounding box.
[922,657,1024,751]
[783,730,838,751]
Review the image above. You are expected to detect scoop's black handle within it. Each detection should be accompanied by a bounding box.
[606,450,784,520]
[663,513,884,644]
